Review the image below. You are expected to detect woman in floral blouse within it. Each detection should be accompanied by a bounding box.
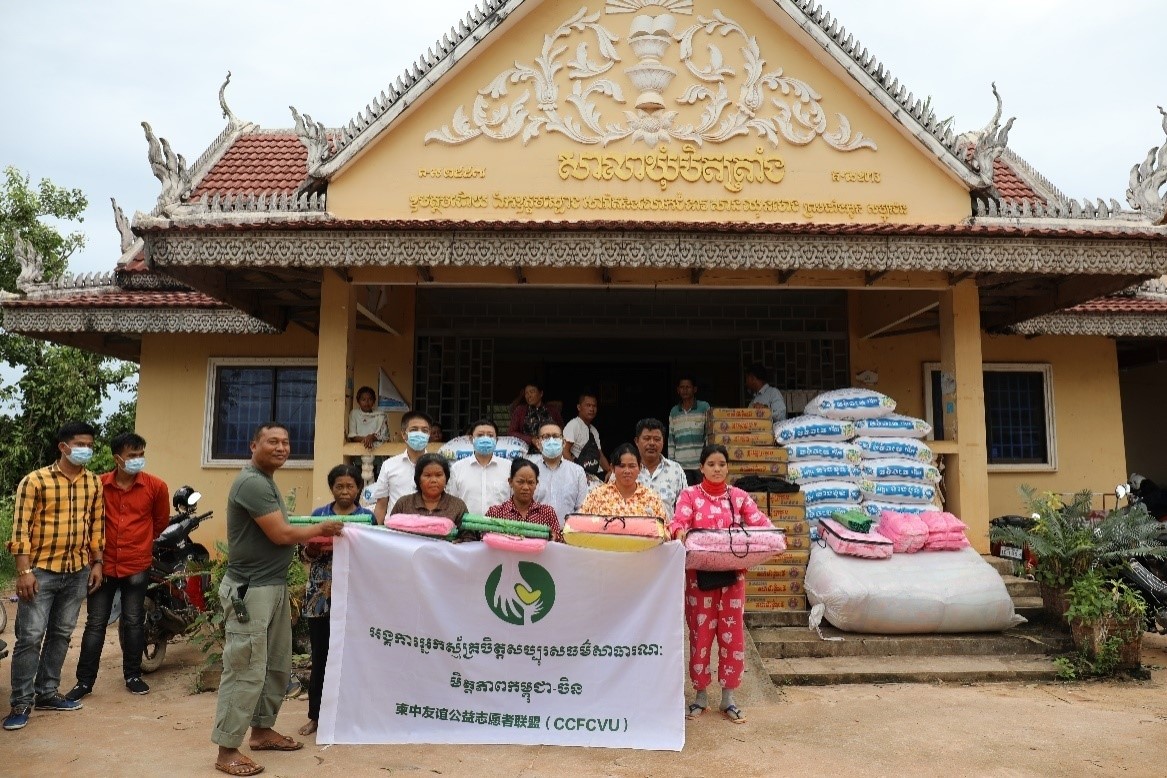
[299,464,373,736]
[579,443,667,519]
[486,458,562,541]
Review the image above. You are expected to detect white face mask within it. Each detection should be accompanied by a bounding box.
[65,446,94,466]
[122,456,146,474]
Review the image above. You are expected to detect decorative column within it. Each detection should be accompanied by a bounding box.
[939,280,990,551]
[312,270,357,508]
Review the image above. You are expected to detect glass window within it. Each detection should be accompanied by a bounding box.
[211,366,317,460]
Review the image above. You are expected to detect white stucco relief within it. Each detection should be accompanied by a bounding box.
[425,5,877,153]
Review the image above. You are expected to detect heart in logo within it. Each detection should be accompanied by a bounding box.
[514,583,542,605]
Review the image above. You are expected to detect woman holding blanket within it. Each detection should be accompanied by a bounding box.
[669,444,770,724]
[299,464,373,736]
[486,458,563,542]
[579,443,667,520]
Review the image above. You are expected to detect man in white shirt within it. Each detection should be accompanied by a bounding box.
[448,419,511,516]
[633,418,688,521]
[532,421,589,527]
[371,411,433,524]
[745,362,787,422]
[562,392,610,483]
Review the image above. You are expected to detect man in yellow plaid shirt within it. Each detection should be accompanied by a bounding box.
[4,421,105,732]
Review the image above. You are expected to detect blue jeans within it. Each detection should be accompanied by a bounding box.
[75,570,148,685]
[9,568,89,708]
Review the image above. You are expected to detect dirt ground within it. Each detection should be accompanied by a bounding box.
[2,604,1166,778]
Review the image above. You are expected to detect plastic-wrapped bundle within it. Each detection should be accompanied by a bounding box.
[919,511,970,551]
[683,526,787,570]
[801,480,862,506]
[786,459,862,483]
[384,514,457,539]
[852,414,932,439]
[859,479,940,505]
[854,437,934,462]
[803,388,896,420]
[875,511,928,553]
[562,514,667,551]
[774,415,856,444]
[783,441,863,464]
[819,518,893,559]
[805,503,862,523]
[861,500,933,518]
[859,457,941,484]
[482,533,548,553]
[805,544,1026,633]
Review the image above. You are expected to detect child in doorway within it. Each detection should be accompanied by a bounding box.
[348,386,387,449]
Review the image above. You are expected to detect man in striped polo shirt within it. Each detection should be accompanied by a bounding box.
[667,375,710,486]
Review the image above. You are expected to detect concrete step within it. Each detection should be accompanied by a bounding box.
[982,554,1018,576]
[751,624,1071,659]
[1002,575,1041,599]
[746,611,810,628]
[1013,596,1046,623]
[765,654,1061,686]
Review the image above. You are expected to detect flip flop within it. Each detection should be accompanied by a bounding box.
[685,703,707,720]
[721,705,747,724]
[249,735,304,751]
[215,756,265,776]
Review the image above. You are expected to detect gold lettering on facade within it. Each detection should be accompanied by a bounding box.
[558,145,786,193]
[409,192,491,214]
[417,167,487,179]
[830,171,882,183]
[802,200,866,220]
[867,202,909,221]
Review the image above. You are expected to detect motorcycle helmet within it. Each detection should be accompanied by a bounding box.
[172,485,201,512]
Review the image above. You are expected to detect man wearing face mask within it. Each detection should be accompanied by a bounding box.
[4,422,104,732]
[532,421,589,527]
[371,411,433,524]
[448,418,511,516]
[66,433,169,701]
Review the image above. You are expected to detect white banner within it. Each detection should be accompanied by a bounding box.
[319,527,686,750]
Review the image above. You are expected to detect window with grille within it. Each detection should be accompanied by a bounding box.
[205,359,317,465]
[924,363,1055,470]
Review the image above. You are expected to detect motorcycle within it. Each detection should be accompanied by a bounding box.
[141,485,214,673]
[1117,473,1167,522]
[1114,479,1167,634]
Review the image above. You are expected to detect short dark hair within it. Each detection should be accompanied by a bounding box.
[413,453,450,488]
[467,418,498,436]
[577,390,598,405]
[676,374,697,387]
[252,422,290,442]
[746,362,771,384]
[635,418,665,438]
[400,410,433,429]
[509,457,539,481]
[57,421,96,444]
[536,420,562,437]
[355,385,376,401]
[326,463,363,488]
[110,432,147,456]
[699,443,730,466]
[610,442,641,467]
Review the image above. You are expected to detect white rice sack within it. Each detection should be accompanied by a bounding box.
[859,457,942,485]
[854,437,934,462]
[440,435,529,462]
[783,441,862,465]
[852,413,932,439]
[861,500,934,518]
[860,479,940,505]
[804,388,896,420]
[774,415,856,444]
[806,503,861,523]
[801,480,863,506]
[786,459,863,483]
[805,544,1025,633]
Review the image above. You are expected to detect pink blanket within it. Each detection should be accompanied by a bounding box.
[877,511,928,553]
[819,518,893,559]
[684,526,787,571]
[385,513,455,538]
[918,511,970,550]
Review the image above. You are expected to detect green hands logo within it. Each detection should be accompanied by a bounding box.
[485,562,556,625]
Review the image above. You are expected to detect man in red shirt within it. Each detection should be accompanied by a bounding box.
[66,433,169,700]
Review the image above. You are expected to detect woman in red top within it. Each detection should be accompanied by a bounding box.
[486,458,562,542]
[669,443,770,725]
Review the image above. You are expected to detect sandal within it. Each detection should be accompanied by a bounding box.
[215,756,265,776]
[721,705,747,724]
[249,734,304,751]
[685,703,707,720]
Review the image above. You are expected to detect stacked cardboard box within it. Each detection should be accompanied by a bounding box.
[707,408,788,480]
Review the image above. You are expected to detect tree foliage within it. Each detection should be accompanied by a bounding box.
[0,165,87,293]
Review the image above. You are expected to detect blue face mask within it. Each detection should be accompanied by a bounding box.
[122,456,146,474]
[473,435,497,456]
[406,430,430,452]
[65,446,94,466]
[540,437,564,459]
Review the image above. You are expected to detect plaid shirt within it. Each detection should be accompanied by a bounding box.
[8,462,105,573]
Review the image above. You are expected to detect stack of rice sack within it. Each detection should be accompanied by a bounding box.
[742,488,810,613]
[851,408,941,521]
[773,406,862,534]
[707,407,788,481]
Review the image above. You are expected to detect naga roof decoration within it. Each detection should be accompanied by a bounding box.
[1126,107,1167,225]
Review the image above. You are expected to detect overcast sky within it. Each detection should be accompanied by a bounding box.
[2,0,1163,277]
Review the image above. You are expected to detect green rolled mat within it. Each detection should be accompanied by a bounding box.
[832,508,872,534]
[459,514,550,539]
[289,515,377,525]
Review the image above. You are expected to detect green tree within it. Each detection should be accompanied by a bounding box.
[0,165,87,296]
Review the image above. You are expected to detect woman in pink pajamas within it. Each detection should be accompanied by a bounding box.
[669,443,771,724]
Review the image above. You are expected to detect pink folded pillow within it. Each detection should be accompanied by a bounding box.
[482,532,547,554]
[385,513,456,538]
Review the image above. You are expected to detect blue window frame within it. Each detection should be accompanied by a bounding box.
[211,365,317,460]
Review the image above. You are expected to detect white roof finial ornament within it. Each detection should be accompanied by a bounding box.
[111,197,134,254]
[968,83,1015,195]
[1126,106,1167,226]
[13,235,45,292]
[219,70,241,129]
[290,106,330,178]
[141,121,192,216]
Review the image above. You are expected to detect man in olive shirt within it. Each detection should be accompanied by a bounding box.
[211,423,343,776]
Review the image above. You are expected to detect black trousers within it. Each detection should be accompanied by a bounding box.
[307,615,330,721]
[75,570,148,685]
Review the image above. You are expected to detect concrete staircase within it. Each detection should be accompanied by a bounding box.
[748,556,1072,685]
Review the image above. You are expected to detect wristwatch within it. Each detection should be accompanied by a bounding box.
[18,567,34,576]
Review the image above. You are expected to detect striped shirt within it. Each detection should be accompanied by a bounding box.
[668,400,710,469]
[8,463,105,573]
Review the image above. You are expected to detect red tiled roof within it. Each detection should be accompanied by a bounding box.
[993,156,1042,203]
[191,133,308,198]
[1068,296,1167,314]
[6,291,225,309]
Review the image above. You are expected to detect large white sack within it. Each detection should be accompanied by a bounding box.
[803,388,896,420]
[805,544,1025,633]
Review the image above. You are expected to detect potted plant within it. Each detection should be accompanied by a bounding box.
[1064,570,1145,673]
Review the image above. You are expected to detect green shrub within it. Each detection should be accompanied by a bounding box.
[0,495,14,588]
